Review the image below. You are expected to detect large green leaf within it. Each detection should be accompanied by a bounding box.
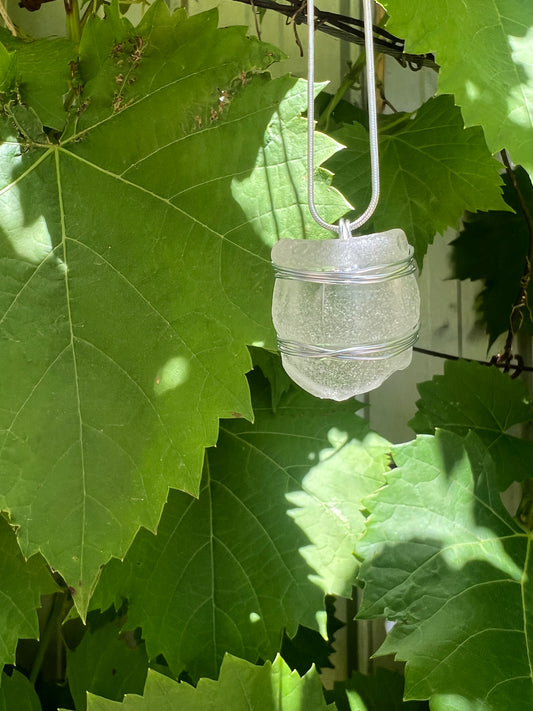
[0,515,57,674]
[451,167,533,344]
[90,371,390,679]
[83,654,331,711]
[380,0,533,177]
[66,616,148,710]
[327,95,508,266]
[0,669,41,711]
[357,430,533,709]
[0,4,348,615]
[410,359,533,489]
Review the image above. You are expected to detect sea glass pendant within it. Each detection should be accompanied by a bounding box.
[271,227,420,400]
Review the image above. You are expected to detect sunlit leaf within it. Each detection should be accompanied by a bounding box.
[430,696,489,711]
[380,0,533,178]
[84,654,331,710]
[357,430,533,709]
[90,371,390,679]
[0,3,348,616]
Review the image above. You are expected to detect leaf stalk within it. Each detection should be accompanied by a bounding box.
[64,0,82,45]
[317,50,366,132]
[227,0,438,70]
[29,592,71,686]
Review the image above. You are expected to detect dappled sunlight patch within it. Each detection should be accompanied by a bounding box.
[286,426,390,597]
[153,355,190,396]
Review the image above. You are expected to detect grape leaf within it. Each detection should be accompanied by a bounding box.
[451,167,533,344]
[90,371,390,680]
[0,515,57,674]
[409,359,533,489]
[0,29,75,131]
[66,616,148,710]
[380,0,533,177]
[357,430,533,709]
[0,4,349,615]
[327,95,508,266]
[84,654,331,711]
[0,669,41,711]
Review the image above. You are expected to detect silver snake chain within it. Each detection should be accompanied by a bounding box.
[306,0,380,235]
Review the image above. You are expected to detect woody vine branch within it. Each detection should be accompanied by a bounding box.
[228,0,438,70]
[490,150,533,377]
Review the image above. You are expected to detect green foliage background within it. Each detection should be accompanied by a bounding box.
[0,0,532,709]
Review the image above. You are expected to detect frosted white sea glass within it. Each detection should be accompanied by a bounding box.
[271,229,420,400]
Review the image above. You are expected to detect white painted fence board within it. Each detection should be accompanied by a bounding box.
[6,0,66,36]
[188,0,359,93]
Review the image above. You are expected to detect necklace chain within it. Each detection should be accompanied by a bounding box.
[307,0,381,234]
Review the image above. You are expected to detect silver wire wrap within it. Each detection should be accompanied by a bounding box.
[272,247,416,284]
[275,1,419,365]
[307,0,380,234]
[278,331,419,361]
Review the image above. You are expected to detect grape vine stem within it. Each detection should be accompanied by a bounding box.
[29,592,71,686]
[491,150,533,376]
[228,0,438,70]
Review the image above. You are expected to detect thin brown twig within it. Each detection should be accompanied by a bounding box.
[228,0,438,70]
[249,0,262,41]
[413,346,533,374]
[490,150,533,376]
[287,0,306,57]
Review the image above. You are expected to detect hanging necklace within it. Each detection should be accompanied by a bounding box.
[271,0,420,401]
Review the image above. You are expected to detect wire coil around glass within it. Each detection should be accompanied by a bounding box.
[272,246,416,285]
[277,329,420,361]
